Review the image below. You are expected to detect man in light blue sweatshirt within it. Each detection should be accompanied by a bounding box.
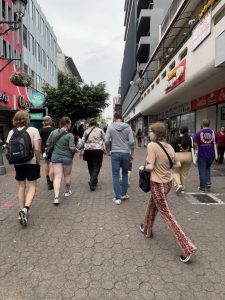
[105,112,135,204]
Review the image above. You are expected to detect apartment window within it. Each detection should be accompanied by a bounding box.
[169,61,175,70]
[179,47,188,61]
[214,6,225,25]
[24,64,28,74]
[23,25,28,48]
[156,78,160,85]
[8,6,12,21]
[46,27,49,42]
[27,32,30,51]
[3,40,7,57]
[2,0,6,19]
[31,35,35,56]
[8,44,12,58]
[35,9,39,28]
[37,43,41,62]
[43,50,46,68]
[149,0,154,9]
[31,1,35,21]
[147,89,150,94]
[41,18,44,35]
[151,84,154,90]
[161,70,167,79]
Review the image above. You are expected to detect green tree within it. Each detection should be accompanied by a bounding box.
[43,71,109,124]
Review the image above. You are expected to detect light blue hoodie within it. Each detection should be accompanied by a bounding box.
[105,122,134,153]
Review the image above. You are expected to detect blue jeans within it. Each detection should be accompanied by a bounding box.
[197,158,214,191]
[111,152,130,200]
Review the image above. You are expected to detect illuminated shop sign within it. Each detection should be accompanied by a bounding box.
[191,87,225,110]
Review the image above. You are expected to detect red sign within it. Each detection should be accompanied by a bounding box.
[191,87,225,110]
[165,59,186,94]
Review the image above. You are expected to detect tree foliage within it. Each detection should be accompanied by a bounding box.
[43,71,109,123]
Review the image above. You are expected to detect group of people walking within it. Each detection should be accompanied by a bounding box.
[5,109,224,264]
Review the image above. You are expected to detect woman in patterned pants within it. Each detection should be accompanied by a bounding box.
[139,122,197,263]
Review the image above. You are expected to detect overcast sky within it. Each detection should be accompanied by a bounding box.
[37,0,125,117]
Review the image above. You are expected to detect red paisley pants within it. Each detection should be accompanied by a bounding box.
[144,181,197,256]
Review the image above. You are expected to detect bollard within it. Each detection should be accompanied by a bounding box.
[0,138,6,175]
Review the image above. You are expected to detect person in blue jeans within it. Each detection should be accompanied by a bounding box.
[105,112,135,204]
[194,119,218,192]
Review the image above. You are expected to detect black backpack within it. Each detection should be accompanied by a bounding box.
[6,127,34,164]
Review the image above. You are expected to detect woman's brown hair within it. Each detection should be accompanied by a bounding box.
[60,117,71,128]
[12,110,30,128]
[150,122,167,141]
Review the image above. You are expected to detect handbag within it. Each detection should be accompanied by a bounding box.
[212,130,218,160]
[139,165,150,193]
[44,130,68,160]
[190,136,197,164]
[82,127,95,161]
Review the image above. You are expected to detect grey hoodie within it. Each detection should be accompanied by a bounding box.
[105,122,135,153]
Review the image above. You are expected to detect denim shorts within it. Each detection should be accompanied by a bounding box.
[51,157,73,166]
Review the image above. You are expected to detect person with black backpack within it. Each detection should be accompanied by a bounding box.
[6,110,41,227]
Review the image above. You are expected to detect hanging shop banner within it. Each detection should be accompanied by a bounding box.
[165,59,186,94]
[192,9,211,51]
[191,87,225,110]
[29,92,45,107]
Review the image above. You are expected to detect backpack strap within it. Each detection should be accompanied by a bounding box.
[156,141,173,169]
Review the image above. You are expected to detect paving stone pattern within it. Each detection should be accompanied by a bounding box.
[0,148,225,300]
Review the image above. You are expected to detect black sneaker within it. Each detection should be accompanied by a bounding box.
[48,182,54,190]
[88,182,95,191]
[206,185,211,191]
[19,208,28,226]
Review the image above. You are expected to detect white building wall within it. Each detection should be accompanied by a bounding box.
[22,0,58,92]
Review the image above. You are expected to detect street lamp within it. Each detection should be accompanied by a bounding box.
[0,0,28,36]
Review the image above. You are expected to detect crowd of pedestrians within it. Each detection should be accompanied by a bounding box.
[4,110,224,263]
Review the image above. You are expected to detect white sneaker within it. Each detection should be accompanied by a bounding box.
[53,197,60,205]
[121,194,129,200]
[176,185,183,195]
[113,198,121,205]
[63,189,72,197]
[19,208,28,226]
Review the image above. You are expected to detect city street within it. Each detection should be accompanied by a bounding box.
[0,147,225,300]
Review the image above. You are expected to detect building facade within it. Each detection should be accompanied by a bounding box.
[0,0,57,141]
[57,46,82,81]
[121,0,172,132]
[138,0,225,137]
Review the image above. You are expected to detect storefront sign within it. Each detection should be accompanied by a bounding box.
[191,87,225,110]
[0,92,9,103]
[165,60,186,94]
[18,95,33,109]
[29,113,43,120]
[158,102,191,119]
[192,10,211,51]
[30,92,45,107]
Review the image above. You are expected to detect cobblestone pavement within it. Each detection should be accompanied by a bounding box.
[1,148,225,300]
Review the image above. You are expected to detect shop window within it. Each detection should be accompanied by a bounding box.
[169,61,175,70]
[179,48,188,61]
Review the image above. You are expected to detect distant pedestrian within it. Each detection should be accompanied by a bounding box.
[47,117,77,205]
[105,112,134,204]
[171,126,192,194]
[79,119,105,191]
[6,110,41,226]
[217,126,225,164]
[194,119,218,192]
[139,122,197,263]
[39,116,55,190]
[78,123,84,139]
[136,128,142,147]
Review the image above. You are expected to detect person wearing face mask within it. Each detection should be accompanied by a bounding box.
[46,117,78,205]
[139,122,197,263]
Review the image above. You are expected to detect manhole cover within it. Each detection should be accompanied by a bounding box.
[184,193,224,204]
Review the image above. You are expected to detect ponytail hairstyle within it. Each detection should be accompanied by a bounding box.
[180,126,189,150]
